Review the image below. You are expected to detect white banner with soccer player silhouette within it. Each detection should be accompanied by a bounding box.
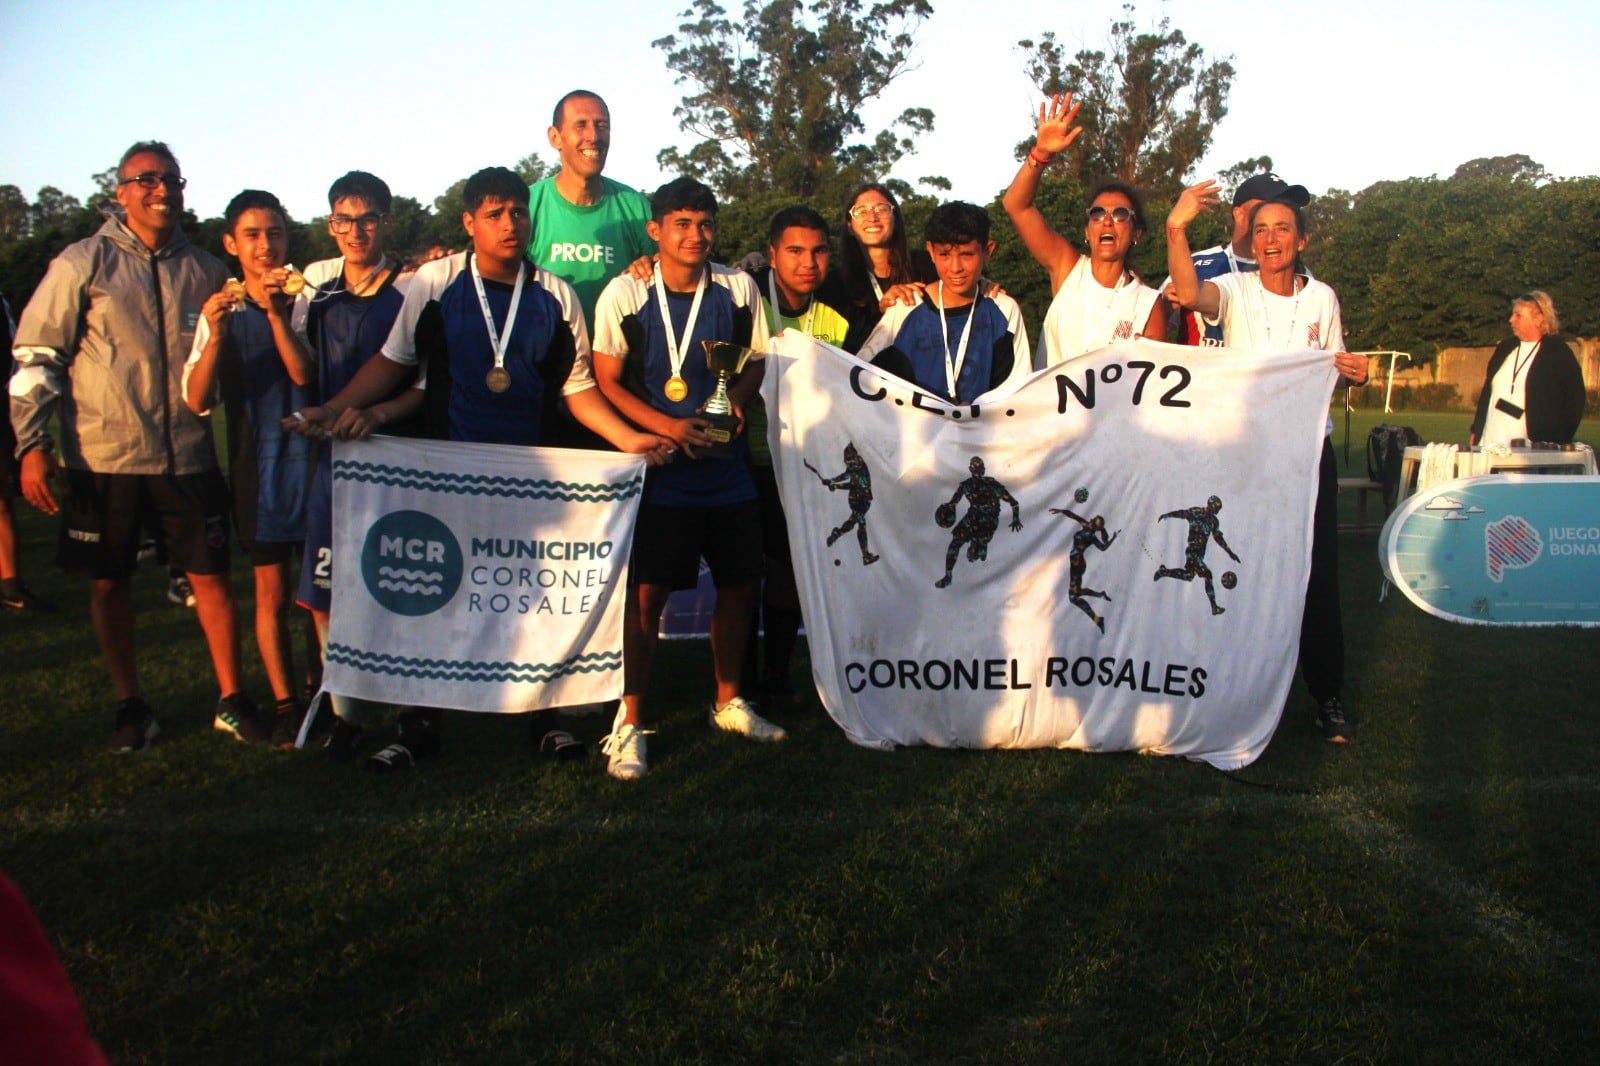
[764,333,1338,769]
[323,437,643,711]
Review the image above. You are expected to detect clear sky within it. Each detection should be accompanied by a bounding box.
[3,0,1595,224]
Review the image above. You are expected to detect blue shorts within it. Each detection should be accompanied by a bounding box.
[296,451,335,613]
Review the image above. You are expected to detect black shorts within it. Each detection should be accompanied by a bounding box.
[59,469,232,579]
[244,538,300,568]
[631,499,762,591]
[752,464,792,566]
[0,419,18,502]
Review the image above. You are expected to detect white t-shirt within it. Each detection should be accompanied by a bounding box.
[1040,257,1161,366]
[1209,273,1344,436]
[1208,273,1344,353]
[1479,341,1540,446]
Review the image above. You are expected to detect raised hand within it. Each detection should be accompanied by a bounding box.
[1167,180,1223,231]
[1033,92,1084,157]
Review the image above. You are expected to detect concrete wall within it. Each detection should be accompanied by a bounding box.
[1365,339,1599,405]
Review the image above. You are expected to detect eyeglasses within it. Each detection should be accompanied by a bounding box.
[119,171,187,190]
[849,203,894,220]
[329,213,386,234]
[1086,205,1134,224]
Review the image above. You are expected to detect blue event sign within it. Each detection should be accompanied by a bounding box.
[1381,475,1600,627]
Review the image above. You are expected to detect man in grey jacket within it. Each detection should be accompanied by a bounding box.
[10,141,262,751]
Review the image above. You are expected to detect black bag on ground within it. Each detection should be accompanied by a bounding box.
[1366,423,1423,508]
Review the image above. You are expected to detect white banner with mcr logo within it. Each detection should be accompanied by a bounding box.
[324,437,644,711]
[764,333,1337,769]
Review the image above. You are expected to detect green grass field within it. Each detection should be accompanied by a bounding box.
[3,409,1597,1064]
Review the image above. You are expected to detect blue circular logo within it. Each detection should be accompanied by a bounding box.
[360,510,463,616]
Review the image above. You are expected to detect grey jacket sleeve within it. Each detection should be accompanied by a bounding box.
[8,249,87,457]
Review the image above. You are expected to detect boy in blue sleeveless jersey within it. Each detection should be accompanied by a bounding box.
[302,166,671,769]
[183,190,317,744]
[857,201,1032,403]
[591,177,787,781]
[279,171,409,752]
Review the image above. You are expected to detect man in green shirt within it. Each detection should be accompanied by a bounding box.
[527,90,655,327]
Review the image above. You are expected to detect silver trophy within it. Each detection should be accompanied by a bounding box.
[700,340,757,458]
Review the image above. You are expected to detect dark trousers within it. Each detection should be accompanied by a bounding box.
[1299,438,1345,703]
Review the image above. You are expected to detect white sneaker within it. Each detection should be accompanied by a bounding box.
[709,696,787,742]
[600,707,651,780]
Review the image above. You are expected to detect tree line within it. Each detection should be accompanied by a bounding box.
[4,1,1594,362]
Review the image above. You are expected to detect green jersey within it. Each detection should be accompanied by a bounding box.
[747,266,851,467]
[525,176,655,326]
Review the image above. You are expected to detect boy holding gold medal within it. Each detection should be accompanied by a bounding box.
[183,189,317,744]
[591,177,782,781]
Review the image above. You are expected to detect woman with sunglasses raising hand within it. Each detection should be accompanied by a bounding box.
[1003,92,1166,365]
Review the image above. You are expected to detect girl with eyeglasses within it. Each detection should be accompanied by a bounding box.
[1003,93,1165,364]
[838,182,937,352]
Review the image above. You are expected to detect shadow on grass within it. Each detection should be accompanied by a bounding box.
[3,474,1598,1063]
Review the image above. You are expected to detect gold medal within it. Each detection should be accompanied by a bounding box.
[281,271,306,296]
[486,366,511,393]
[663,374,689,402]
[222,279,246,302]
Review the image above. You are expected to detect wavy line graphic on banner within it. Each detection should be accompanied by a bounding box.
[324,645,622,682]
[334,460,642,502]
[375,566,444,596]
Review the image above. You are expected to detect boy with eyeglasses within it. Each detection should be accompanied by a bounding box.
[856,201,1031,405]
[182,189,317,744]
[278,171,409,753]
[11,141,247,753]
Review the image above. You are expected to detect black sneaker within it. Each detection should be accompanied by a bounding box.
[270,700,307,752]
[325,717,364,764]
[108,698,159,753]
[214,693,269,744]
[167,574,196,608]
[539,729,587,762]
[366,713,442,772]
[759,678,797,714]
[1316,697,1354,743]
[1,583,55,612]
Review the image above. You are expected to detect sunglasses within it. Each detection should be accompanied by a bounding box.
[1085,205,1134,224]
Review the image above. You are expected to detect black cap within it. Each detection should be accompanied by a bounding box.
[1232,173,1310,207]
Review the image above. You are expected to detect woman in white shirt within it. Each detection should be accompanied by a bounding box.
[1165,180,1369,744]
[1003,92,1165,366]
[1470,290,1584,446]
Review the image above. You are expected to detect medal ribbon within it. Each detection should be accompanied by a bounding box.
[471,254,526,375]
[936,282,978,401]
[341,255,389,297]
[654,264,706,391]
[767,271,815,337]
